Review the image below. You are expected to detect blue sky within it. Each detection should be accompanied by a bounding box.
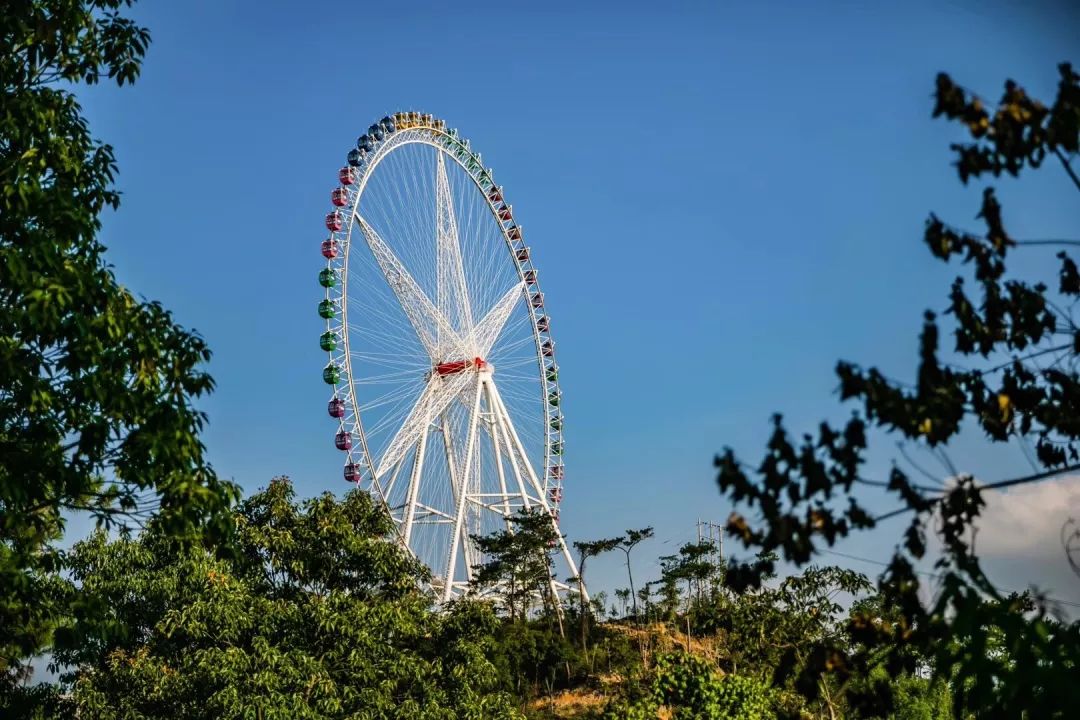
[78,1,1080,602]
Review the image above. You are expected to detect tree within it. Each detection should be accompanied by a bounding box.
[616,527,654,617]
[715,63,1080,716]
[650,573,682,623]
[0,0,239,681]
[471,509,561,625]
[572,535,621,652]
[636,585,653,623]
[603,652,776,720]
[589,590,609,621]
[53,477,522,719]
[721,566,873,717]
[615,588,632,618]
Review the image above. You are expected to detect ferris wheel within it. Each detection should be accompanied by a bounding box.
[318,111,578,601]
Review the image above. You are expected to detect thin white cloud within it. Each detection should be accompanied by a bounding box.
[965,476,1080,608]
[974,476,1080,558]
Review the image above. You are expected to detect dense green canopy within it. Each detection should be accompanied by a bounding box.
[54,478,522,719]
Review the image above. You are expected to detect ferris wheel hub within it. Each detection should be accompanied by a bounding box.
[433,356,489,377]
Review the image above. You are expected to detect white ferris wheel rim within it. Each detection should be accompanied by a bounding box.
[318,112,574,600]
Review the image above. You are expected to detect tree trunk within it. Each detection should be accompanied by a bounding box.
[578,558,590,655]
[820,675,838,720]
[624,549,638,619]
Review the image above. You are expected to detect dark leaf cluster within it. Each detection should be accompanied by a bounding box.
[715,63,1080,717]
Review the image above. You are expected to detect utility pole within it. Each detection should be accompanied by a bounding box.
[696,519,724,588]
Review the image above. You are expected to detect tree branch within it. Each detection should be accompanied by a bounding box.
[1053,147,1080,193]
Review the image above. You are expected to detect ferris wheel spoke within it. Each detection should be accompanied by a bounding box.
[436,153,474,337]
[374,370,472,480]
[355,213,465,361]
[472,282,526,359]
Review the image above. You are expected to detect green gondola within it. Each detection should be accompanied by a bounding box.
[318,299,336,319]
[318,269,337,288]
[319,331,337,351]
[322,364,340,384]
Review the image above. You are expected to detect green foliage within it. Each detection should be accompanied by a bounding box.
[0,681,73,720]
[715,64,1080,716]
[885,673,951,720]
[573,536,621,654]
[491,621,579,700]
[1,0,238,679]
[53,478,522,719]
[605,653,774,720]
[472,509,561,622]
[713,566,871,680]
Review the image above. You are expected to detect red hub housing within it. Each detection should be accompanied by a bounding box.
[435,357,486,376]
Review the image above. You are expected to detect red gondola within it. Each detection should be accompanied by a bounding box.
[328,398,345,418]
[325,211,343,231]
[498,206,513,222]
[334,431,352,450]
[344,462,362,483]
[550,465,564,480]
[516,247,529,262]
[507,226,522,241]
[523,269,537,285]
[339,166,356,185]
[321,239,339,259]
[536,316,549,332]
[488,187,503,204]
[549,487,563,503]
[531,292,544,309]
[331,187,349,207]
[541,340,554,357]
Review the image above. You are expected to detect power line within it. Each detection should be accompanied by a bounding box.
[821,548,1080,610]
[874,463,1080,522]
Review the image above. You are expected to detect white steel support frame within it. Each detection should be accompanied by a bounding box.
[432,366,574,602]
[320,114,577,605]
[488,376,580,591]
[401,419,428,547]
[440,407,477,582]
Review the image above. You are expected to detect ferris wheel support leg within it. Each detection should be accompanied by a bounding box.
[442,376,484,603]
[488,386,561,617]
[442,410,477,587]
[483,379,514,521]
[488,379,547,503]
[487,380,584,603]
[491,390,532,512]
[440,412,475,583]
[402,423,430,546]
